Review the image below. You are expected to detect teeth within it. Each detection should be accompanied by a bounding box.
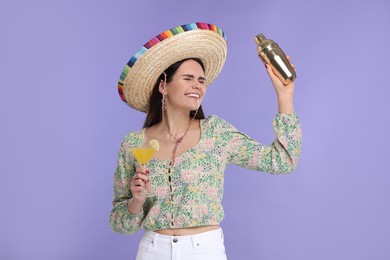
[186,93,200,98]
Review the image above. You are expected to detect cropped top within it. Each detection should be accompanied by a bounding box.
[110,114,302,234]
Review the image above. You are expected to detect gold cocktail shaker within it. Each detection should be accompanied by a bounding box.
[254,33,297,85]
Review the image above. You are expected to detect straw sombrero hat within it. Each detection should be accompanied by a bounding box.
[117,22,228,112]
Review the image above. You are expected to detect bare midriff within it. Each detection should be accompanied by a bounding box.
[154,225,220,236]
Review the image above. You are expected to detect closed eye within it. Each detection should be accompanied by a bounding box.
[181,74,206,84]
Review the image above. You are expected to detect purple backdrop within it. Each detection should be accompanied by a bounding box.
[1,0,390,259]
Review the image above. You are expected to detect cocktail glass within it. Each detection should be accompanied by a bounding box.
[130,144,157,197]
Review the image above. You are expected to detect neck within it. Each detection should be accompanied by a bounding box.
[163,108,192,138]
[161,106,198,166]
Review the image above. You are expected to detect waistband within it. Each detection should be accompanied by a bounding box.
[143,228,224,245]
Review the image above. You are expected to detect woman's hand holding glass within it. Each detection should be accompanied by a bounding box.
[129,140,159,198]
[129,167,151,201]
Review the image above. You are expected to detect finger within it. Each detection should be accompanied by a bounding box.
[132,179,149,187]
[131,179,145,187]
[132,173,150,182]
[136,167,150,175]
[132,188,146,198]
[131,185,144,192]
[129,183,145,198]
[265,63,272,74]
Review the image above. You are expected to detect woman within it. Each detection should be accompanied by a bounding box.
[110,22,302,260]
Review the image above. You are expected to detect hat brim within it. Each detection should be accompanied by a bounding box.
[118,23,228,112]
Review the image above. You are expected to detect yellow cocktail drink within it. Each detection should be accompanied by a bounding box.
[130,147,155,165]
[129,140,159,197]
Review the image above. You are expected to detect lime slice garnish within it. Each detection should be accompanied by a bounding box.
[149,139,160,151]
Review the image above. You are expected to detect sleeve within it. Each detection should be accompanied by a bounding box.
[109,138,145,235]
[221,113,302,174]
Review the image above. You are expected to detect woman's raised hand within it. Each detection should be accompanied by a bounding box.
[265,56,296,114]
[265,56,295,99]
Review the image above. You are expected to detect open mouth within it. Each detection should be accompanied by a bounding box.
[185,93,200,98]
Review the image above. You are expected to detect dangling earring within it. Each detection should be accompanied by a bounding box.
[161,72,167,115]
[162,94,167,114]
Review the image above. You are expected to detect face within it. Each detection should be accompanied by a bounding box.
[160,59,206,112]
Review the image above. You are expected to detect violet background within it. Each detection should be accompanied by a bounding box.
[1,0,390,259]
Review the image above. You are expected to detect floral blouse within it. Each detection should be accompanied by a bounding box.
[110,113,302,234]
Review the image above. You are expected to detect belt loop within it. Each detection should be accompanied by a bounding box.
[151,232,158,248]
[191,235,199,251]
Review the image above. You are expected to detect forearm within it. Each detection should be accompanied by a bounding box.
[277,95,294,114]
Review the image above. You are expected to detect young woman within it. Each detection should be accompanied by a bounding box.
[110,22,302,260]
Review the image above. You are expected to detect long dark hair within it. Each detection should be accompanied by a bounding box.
[143,58,206,128]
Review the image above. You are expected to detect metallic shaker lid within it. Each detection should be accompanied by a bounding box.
[254,33,266,45]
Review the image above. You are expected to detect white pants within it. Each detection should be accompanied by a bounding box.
[135,228,227,260]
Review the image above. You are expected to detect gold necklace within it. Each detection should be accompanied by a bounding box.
[162,110,198,166]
